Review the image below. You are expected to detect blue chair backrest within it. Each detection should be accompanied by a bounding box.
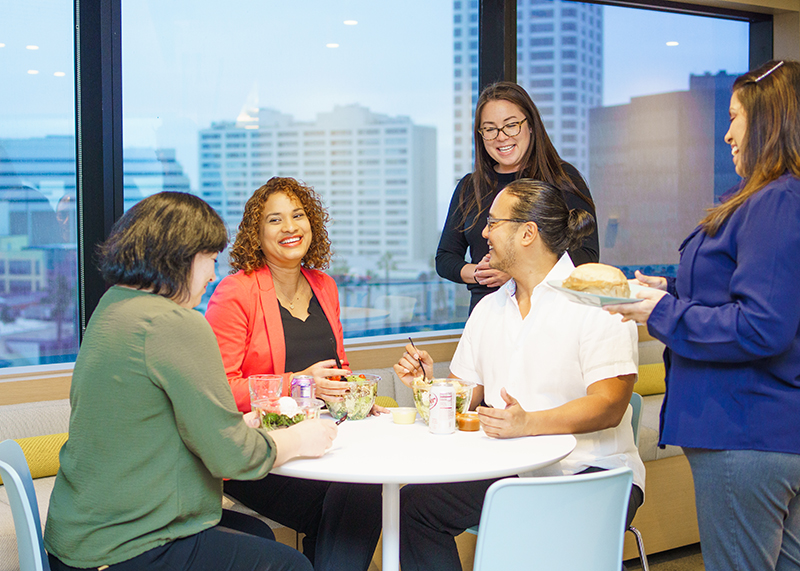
[0,440,51,571]
[629,392,643,447]
[473,467,633,571]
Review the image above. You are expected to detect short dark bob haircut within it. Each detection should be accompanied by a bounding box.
[97,192,228,302]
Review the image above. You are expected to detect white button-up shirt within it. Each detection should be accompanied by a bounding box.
[451,254,645,490]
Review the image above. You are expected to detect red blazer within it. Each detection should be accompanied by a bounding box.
[205,266,349,413]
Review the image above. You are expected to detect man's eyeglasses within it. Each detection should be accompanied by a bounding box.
[478,118,528,141]
[486,216,528,231]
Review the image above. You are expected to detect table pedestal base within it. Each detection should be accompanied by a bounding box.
[382,482,400,571]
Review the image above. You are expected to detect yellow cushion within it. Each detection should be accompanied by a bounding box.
[634,363,666,396]
[375,396,399,408]
[0,433,68,485]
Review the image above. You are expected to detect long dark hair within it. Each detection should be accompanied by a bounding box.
[460,82,593,229]
[503,179,595,257]
[701,60,800,236]
[98,192,228,302]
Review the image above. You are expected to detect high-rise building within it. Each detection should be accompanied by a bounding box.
[0,136,190,363]
[198,104,438,276]
[588,71,739,267]
[453,0,603,184]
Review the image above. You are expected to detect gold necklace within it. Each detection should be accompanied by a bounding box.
[277,282,305,311]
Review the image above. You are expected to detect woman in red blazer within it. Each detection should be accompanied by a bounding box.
[206,177,382,571]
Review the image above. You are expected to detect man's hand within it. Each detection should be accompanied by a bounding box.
[477,388,532,438]
[393,343,434,388]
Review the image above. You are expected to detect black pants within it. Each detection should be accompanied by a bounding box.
[48,510,312,571]
[399,468,645,571]
[224,474,382,571]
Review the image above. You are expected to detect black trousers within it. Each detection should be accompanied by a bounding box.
[224,474,382,571]
[48,510,312,571]
[399,468,645,571]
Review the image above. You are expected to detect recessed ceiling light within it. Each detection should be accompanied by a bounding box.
[54,71,66,77]
[326,43,340,48]
[26,45,39,50]
[28,70,39,75]
[666,41,679,47]
[0,43,6,48]
[344,20,358,26]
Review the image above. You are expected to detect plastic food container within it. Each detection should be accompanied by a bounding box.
[326,374,379,420]
[457,412,480,432]
[256,397,324,430]
[412,378,475,425]
[390,407,418,424]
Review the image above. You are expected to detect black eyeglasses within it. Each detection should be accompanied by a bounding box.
[486,216,528,231]
[478,118,528,141]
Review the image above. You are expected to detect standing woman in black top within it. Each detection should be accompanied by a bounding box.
[436,81,599,313]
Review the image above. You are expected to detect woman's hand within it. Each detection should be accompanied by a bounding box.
[243,411,261,428]
[393,343,434,388]
[632,270,667,291]
[605,287,668,324]
[289,419,338,458]
[474,254,511,288]
[369,404,390,416]
[298,359,351,402]
[271,419,338,465]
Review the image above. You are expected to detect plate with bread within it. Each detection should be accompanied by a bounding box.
[548,263,645,307]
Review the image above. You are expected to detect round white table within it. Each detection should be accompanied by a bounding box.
[271,413,576,571]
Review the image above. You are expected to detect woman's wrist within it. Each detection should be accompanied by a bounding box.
[460,264,477,284]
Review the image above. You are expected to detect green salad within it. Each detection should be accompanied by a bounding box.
[259,411,306,430]
[412,379,473,424]
[326,374,378,420]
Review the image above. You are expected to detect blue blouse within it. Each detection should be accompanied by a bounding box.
[648,173,800,454]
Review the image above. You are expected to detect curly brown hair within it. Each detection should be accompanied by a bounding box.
[229,177,332,273]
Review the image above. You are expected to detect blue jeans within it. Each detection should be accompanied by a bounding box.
[685,448,800,571]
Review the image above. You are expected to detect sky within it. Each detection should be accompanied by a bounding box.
[1,0,750,216]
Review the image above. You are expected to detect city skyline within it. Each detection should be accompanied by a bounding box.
[2,1,749,222]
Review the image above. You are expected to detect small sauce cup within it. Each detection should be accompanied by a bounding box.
[390,407,418,425]
[456,412,480,432]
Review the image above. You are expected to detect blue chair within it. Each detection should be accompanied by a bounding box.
[472,467,633,570]
[627,392,650,571]
[0,440,51,571]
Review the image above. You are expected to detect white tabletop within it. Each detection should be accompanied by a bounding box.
[271,413,575,571]
[272,413,576,484]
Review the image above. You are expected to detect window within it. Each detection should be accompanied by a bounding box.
[513,0,750,277]
[0,1,79,368]
[1,0,770,376]
[121,0,456,337]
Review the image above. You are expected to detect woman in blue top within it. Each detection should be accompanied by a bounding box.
[606,60,800,571]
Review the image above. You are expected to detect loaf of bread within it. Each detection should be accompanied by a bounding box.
[562,263,630,298]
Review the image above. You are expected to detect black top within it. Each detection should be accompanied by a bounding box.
[281,293,338,373]
[435,162,599,312]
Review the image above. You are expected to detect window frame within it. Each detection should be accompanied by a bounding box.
[0,0,782,393]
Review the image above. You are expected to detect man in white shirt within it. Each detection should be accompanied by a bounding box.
[394,179,644,571]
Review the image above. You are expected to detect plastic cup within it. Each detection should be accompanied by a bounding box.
[248,374,283,411]
[390,407,418,424]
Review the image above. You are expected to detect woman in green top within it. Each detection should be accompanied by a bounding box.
[44,192,336,571]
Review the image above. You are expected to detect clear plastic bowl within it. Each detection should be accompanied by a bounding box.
[255,397,324,430]
[412,378,475,425]
[326,374,379,421]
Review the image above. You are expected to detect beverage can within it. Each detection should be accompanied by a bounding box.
[291,375,315,400]
[429,380,456,434]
